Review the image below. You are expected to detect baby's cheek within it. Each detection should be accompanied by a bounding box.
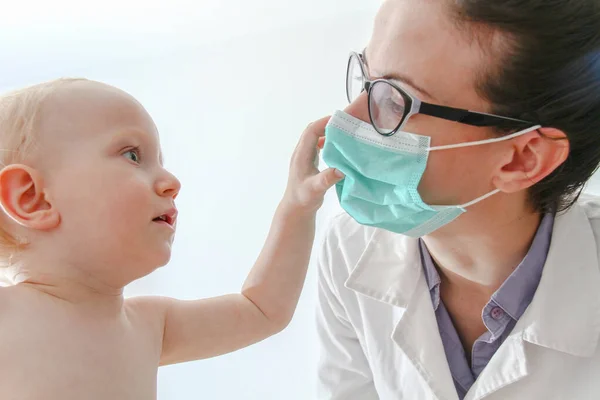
[111,182,154,222]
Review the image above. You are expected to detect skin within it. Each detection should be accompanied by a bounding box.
[342,0,569,358]
[0,80,343,399]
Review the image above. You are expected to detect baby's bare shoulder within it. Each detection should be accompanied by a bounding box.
[0,285,60,338]
[0,289,165,399]
[124,295,170,337]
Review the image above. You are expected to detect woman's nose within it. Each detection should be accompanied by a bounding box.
[343,91,370,123]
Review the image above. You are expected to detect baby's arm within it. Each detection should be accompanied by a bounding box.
[132,117,343,366]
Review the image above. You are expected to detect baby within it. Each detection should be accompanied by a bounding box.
[0,78,343,399]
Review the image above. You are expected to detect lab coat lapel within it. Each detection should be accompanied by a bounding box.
[464,334,528,400]
[391,277,459,400]
[345,229,459,400]
[466,201,600,399]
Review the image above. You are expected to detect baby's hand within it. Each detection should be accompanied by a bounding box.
[281,116,344,215]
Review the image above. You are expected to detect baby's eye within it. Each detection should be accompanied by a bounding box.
[123,148,140,163]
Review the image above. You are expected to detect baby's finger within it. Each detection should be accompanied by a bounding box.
[306,167,344,197]
[296,116,330,158]
[317,136,325,150]
[292,116,331,173]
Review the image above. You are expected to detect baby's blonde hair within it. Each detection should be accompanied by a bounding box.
[0,78,87,264]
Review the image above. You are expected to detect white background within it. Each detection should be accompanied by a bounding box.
[2,1,599,399]
[0,1,377,399]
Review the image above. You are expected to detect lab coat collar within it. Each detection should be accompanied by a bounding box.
[343,229,422,308]
[469,202,600,399]
[519,201,600,357]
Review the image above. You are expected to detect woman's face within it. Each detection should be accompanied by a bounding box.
[344,0,512,207]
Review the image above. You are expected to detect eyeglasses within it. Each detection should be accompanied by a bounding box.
[346,51,536,136]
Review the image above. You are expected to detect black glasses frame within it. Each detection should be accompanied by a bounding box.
[347,52,536,136]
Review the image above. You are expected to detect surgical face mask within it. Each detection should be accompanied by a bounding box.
[321,110,541,237]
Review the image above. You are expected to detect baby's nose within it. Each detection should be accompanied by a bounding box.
[156,171,181,198]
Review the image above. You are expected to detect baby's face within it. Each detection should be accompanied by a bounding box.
[31,81,181,283]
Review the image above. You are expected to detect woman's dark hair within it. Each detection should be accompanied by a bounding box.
[450,0,600,213]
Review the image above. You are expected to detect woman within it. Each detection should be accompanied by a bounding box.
[316,0,600,399]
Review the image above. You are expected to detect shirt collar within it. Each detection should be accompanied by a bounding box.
[419,213,554,320]
[491,213,554,319]
[419,239,442,310]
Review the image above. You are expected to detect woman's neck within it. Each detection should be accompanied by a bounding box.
[422,195,542,293]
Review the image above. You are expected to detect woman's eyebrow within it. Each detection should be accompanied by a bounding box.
[363,47,436,101]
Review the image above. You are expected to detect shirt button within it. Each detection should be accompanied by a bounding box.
[491,307,505,320]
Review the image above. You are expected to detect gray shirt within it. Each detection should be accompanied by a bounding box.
[419,213,554,399]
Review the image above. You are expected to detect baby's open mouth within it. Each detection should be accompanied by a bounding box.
[153,208,177,226]
[153,213,175,226]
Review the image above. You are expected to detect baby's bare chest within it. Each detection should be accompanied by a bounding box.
[0,303,161,400]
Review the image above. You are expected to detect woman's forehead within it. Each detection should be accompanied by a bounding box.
[367,0,488,110]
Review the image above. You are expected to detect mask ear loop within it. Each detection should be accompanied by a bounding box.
[458,189,501,208]
[428,125,542,151]
[427,125,542,208]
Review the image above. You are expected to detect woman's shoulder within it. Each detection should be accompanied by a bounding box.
[317,212,410,278]
[577,193,600,221]
[320,212,378,252]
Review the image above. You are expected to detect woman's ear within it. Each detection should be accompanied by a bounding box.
[493,128,569,193]
[0,164,60,230]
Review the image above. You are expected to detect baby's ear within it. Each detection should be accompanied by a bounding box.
[0,164,60,230]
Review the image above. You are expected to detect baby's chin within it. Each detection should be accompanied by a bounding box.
[111,250,173,286]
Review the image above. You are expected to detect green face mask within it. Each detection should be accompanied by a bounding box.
[322,110,541,237]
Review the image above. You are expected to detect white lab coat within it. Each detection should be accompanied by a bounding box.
[316,195,600,400]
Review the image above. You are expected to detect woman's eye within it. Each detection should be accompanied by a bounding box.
[385,97,405,115]
[123,149,140,163]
